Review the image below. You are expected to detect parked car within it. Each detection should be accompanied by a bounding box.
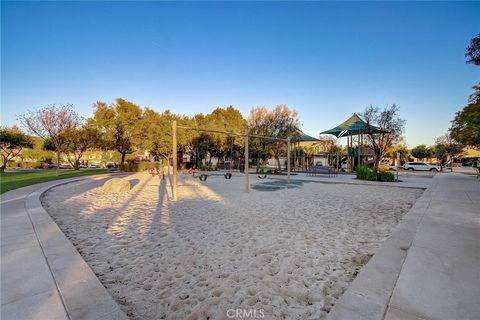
[403,162,440,171]
[79,164,88,168]
[105,162,116,169]
[88,164,97,168]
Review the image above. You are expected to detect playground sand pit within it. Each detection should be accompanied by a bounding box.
[41,172,422,320]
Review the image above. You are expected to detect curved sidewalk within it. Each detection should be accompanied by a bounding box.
[328,173,480,320]
[1,175,129,320]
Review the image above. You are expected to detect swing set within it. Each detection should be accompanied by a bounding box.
[171,120,291,201]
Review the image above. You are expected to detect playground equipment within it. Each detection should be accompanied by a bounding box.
[172,121,291,201]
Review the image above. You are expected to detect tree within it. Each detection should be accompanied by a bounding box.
[450,102,480,150]
[248,105,299,171]
[0,126,34,172]
[19,137,54,164]
[140,108,172,162]
[317,135,338,153]
[410,145,431,160]
[62,125,101,169]
[385,143,410,165]
[188,106,247,167]
[434,134,464,170]
[466,34,480,66]
[362,104,406,169]
[465,35,480,104]
[89,99,143,165]
[20,104,80,176]
[205,106,247,157]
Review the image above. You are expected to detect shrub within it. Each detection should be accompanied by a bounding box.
[366,170,378,181]
[380,171,395,182]
[7,161,43,169]
[356,164,373,180]
[357,164,394,182]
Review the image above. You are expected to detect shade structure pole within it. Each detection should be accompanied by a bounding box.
[172,120,178,201]
[347,135,350,172]
[293,142,296,171]
[349,134,353,172]
[357,132,361,171]
[244,129,249,193]
[287,137,291,183]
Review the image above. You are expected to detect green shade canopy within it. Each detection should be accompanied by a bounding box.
[320,113,384,137]
[293,127,319,142]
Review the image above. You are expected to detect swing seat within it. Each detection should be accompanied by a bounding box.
[199,174,208,181]
[148,167,159,176]
[258,175,267,179]
[224,172,232,179]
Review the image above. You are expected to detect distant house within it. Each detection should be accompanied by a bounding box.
[454,147,480,166]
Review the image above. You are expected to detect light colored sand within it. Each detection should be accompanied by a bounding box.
[41,172,422,320]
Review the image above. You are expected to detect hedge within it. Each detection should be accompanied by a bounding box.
[7,161,43,169]
[356,164,395,182]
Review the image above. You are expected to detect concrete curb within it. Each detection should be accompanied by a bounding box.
[327,184,432,320]
[23,176,129,320]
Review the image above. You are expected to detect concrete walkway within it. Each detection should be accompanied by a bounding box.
[1,175,129,320]
[329,173,480,320]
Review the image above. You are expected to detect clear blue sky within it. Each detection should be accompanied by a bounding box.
[1,1,479,147]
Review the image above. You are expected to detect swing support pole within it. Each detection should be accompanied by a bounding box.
[172,124,291,200]
[287,137,291,184]
[172,120,178,201]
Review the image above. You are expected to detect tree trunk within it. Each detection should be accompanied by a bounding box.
[0,164,6,173]
[275,156,281,170]
[374,154,381,171]
[74,159,80,170]
[120,152,126,165]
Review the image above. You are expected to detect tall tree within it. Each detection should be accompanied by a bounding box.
[20,104,80,176]
[62,125,101,169]
[466,34,480,104]
[89,99,143,165]
[362,104,406,169]
[0,126,34,172]
[450,102,480,150]
[317,135,338,152]
[434,134,464,170]
[19,137,54,164]
[140,108,173,162]
[248,105,300,171]
[410,145,431,161]
[385,143,410,166]
[187,107,246,167]
[466,34,480,66]
[248,107,274,172]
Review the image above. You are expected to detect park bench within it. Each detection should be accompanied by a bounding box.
[306,165,337,177]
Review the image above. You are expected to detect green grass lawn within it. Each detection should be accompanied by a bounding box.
[0,169,111,195]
